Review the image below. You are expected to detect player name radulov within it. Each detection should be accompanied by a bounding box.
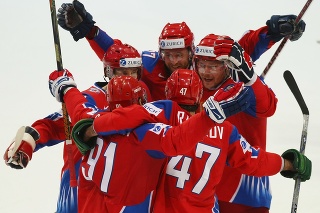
[207,126,224,139]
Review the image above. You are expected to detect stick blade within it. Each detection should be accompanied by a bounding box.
[283,70,309,115]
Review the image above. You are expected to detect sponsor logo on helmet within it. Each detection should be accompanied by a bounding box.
[119,58,142,67]
[160,39,185,49]
[195,46,216,57]
[133,86,142,93]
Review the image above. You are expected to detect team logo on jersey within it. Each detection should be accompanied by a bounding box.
[88,87,101,94]
[160,38,185,49]
[239,136,259,158]
[119,58,142,67]
[195,45,216,57]
[150,123,171,135]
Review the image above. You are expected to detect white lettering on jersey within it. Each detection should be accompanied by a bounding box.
[82,138,118,193]
[82,138,104,181]
[208,126,224,139]
[177,111,189,124]
[143,103,162,116]
[142,51,156,58]
[166,143,221,194]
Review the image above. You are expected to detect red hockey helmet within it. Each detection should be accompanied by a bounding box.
[165,69,203,106]
[194,34,233,61]
[103,39,142,80]
[159,22,194,52]
[107,76,146,110]
[193,34,232,73]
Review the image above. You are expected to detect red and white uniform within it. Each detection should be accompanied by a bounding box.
[83,25,280,210]
[198,76,278,209]
[86,35,152,102]
[139,121,283,213]
[139,97,279,212]
[65,93,215,212]
[141,26,278,100]
[31,82,109,213]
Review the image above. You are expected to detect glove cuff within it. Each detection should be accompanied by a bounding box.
[203,99,226,124]
[59,85,76,103]
[71,19,96,41]
[244,73,258,86]
[280,170,296,179]
[72,119,96,155]
[25,126,40,141]
[86,26,99,40]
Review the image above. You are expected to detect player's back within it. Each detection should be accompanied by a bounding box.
[143,100,190,126]
[79,133,166,206]
[199,78,276,208]
[152,122,234,213]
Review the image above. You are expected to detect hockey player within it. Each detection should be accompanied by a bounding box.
[47,69,250,212]
[67,69,311,213]
[3,40,150,213]
[57,0,306,101]
[56,2,306,211]
[102,39,152,101]
[193,34,278,212]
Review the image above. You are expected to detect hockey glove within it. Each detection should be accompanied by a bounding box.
[212,35,234,61]
[203,82,250,123]
[280,149,312,182]
[225,42,257,86]
[266,15,306,41]
[72,119,97,155]
[49,69,77,103]
[3,126,40,169]
[57,1,96,41]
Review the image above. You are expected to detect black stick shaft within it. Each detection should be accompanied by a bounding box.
[283,70,309,213]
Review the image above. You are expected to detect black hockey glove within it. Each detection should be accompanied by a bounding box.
[280,149,312,182]
[57,1,96,41]
[72,119,97,155]
[228,42,256,85]
[266,15,306,42]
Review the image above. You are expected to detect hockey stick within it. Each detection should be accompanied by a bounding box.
[260,0,313,78]
[49,0,77,187]
[283,70,309,213]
